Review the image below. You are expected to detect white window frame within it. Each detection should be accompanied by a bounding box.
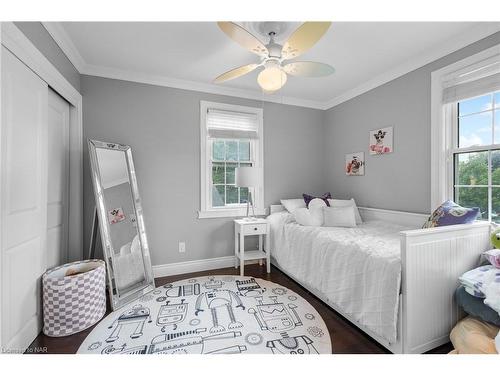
[198,101,264,219]
[451,94,500,222]
[431,45,500,214]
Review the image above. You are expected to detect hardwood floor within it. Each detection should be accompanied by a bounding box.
[27,264,453,354]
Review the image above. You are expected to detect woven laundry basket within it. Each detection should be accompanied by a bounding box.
[42,259,106,337]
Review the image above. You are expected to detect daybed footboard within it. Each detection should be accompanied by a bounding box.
[400,221,491,353]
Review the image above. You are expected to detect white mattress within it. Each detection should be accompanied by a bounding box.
[268,211,412,343]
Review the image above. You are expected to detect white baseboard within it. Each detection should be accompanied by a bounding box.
[152,256,261,278]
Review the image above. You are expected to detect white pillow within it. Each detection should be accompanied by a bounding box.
[119,242,132,256]
[293,198,326,226]
[281,198,306,213]
[323,206,357,228]
[328,198,363,224]
[131,234,141,253]
[309,198,326,225]
[293,208,321,226]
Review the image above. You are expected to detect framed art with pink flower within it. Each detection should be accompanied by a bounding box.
[369,126,393,155]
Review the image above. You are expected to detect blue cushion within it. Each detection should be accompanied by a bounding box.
[422,200,479,228]
[455,286,500,326]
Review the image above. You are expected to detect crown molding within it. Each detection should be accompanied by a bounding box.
[42,22,86,72]
[40,23,324,109]
[82,63,326,109]
[324,23,500,109]
[42,22,500,111]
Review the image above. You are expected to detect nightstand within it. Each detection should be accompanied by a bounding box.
[234,218,270,276]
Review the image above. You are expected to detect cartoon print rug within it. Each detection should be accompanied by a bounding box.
[78,275,332,354]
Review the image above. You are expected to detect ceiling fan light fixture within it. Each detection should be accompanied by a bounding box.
[215,22,334,93]
[257,66,287,93]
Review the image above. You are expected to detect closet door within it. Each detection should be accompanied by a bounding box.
[1,46,48,351]
[47,89,69,269]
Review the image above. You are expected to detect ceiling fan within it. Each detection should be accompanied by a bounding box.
[214,22,334,94]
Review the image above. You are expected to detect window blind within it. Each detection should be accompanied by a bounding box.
[443,72,500,104]
[207,108,259,139]
[442,58,500,104]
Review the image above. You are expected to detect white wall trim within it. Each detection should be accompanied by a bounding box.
[153,256,234,278]
[198,208,267,219]
[1,22,84,261]
[153,255,260,278]
[41,22,86,72]
[430,44,500,212]
[324,23,500,109]
[42,22,500,111]
[3,22,81,107]
[199,100,265,219]
[83,63,325,109]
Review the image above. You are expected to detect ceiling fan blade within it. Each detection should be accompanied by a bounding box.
[217,22,268,57]
[281,22,331,60]
[283,61,335,77]
[214,64,260,83]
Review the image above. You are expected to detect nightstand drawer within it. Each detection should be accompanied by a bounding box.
[241,223,267,235]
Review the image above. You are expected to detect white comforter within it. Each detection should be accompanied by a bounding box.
[268,211,411,343]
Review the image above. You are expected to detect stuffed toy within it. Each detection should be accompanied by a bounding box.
[491,227,500,249]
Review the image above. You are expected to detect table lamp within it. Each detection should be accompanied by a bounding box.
[235,166,262,220]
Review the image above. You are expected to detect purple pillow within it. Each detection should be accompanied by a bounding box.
[422,200,480,229]
[303,192,331,208]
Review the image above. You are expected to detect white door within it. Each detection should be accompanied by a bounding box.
[47,89,69,269]
[1,46,48,351]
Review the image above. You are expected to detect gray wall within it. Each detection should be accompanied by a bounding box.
[15,22,81,92]
[324,32,500,214]
[81,75,326,266]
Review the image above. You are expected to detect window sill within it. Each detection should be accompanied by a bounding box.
[198,207,267,219]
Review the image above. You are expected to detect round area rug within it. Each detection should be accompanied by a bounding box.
[78,275,331,354]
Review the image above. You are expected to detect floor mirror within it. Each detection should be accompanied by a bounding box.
[88,139,155,310]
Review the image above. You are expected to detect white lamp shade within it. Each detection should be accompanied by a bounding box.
[235,167,262,188]
[257,67,287,93]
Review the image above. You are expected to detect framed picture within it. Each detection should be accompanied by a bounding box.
[108,207,125,224]
[369,126,393,155]
[345,152,365,176]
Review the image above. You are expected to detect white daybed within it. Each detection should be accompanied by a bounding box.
[268,204,490,354]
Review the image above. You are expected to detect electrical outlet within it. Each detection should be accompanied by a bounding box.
[178,242,186,253]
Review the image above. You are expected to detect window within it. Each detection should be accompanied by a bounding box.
[199,101,264,218]
[211,139,252,207]
[452,91,500,222]
[431,45,500,219]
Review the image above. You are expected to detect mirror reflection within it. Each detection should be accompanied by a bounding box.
[95,147,146,293]
[88,141,155,309]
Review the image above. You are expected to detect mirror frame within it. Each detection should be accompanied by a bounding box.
[88,139,155,310]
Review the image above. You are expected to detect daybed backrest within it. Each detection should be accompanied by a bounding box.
[358,207,428,228]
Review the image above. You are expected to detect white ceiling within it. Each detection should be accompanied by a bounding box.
[46,22,500,109]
